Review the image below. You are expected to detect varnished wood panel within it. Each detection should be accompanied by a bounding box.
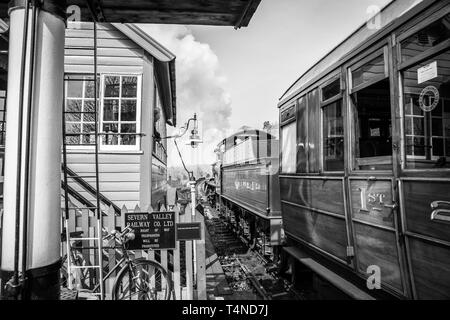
[402,180,450,243]
[222,166,268,215]
[353,222,403,292]
[408,238,450,299]
[280,177,345,215]
[307,89,320,173]
[349,179,394,228]
[282,202,347,261]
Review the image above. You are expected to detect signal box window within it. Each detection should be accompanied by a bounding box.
[101,75,141,151]
[402,50,450,169]
[64,75,98,146]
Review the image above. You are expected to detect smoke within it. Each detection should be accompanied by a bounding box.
[138,25,232,167]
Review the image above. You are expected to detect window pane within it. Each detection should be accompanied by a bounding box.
[103,123,118,133]
[281,122,296,173]
[65,136,80,145]
[104,76,120,97]
[402,49,450,168]
[102,123,118,145]
[323,100,344,171]
[432,137,444,156]
[121,100,137,121]
[83,113,95,122]
[296,97,308,172]
[83,123,95,133]
[84,100,95,113]
[401,14,450,63]
[66,99,82,112]
[353,79,392,170]
[66,123,81,134]
[103,99,119,121]
[67,81,83,98]
[122,76,137,98]
[322,78,341,101]
[85,78,99,99]
[65,113,81,122]
[352,55,385,88]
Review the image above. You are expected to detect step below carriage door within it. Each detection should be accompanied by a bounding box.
[347,45,408,297]
[397,10,450,300]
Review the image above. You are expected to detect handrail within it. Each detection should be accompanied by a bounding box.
[61,164,121,215]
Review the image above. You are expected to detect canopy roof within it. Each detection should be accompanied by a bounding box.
[0,0,261,28]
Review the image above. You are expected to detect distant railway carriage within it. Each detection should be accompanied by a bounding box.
[278,0,450,299]
[215,127,283,257]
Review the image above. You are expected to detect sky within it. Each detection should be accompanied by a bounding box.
[139,0,392,168]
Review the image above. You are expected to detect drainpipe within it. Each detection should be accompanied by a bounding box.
[0,0,66,300]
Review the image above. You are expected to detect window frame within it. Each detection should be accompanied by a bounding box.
[64,74,99,151]
[348,46,389,95]
[99,73,142,152]
[320,74,344,173]
[346,43,394,172]
[397,44,450,171]
[397,8,450,71]
[279,101,297,174]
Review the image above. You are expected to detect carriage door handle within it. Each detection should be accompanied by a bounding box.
[383,203,398,210]
[430,201,450,224]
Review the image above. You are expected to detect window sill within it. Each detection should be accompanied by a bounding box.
[66,148,143,155]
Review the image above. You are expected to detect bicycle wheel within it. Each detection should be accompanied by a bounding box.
[112,259,172,300]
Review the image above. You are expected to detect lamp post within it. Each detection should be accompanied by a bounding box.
[162,113,202,288]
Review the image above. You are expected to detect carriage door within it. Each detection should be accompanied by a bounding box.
[397,11,450,299]
[347,44,409,297]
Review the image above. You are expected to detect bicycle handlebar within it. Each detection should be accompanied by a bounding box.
[103,225,135,245]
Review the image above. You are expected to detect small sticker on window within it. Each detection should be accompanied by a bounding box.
[417,61,438,84]
[370,128,380,137]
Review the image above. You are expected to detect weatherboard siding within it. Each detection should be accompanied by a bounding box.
[65,22,144,74]
[65,152,142,209]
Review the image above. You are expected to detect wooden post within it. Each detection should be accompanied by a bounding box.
[173,205,181,300]
[105,205,116,300]
[195,209,207,300]
[183,204,193,300]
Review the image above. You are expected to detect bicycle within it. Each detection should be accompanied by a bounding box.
[61,226,172,300]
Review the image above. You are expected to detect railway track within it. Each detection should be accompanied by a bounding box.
[204,205,303,300]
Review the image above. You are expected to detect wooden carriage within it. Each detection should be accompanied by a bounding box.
[278,0,450,299]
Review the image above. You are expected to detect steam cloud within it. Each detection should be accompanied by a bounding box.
[138,25,232,167]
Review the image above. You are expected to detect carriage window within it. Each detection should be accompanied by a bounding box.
[322,78,341,101]
[281,121,296,173]
[323,100,344,171]
[402,50,450,169]
[401,14,450,63]
[351,54,386,89]
[352,78,392,170]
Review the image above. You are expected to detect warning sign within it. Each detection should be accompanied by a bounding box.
[417,61,437,84]
[125,211,176,250]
